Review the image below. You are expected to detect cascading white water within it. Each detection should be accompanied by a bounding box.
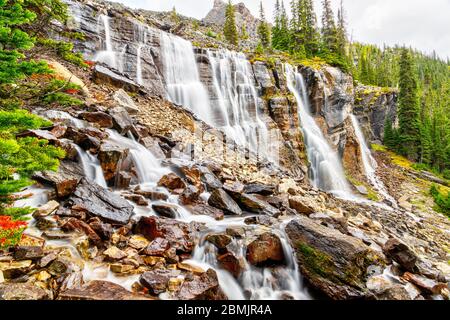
[106,130,170,185]
[285,64,352,196]
[350,115,397,206]
[72,144,108,188]
[184,219,310,300]
[207,49,272,160]
[159,35,273,161]
[136,43,143,85]
[160,32,214,125]
[94,14,117,69]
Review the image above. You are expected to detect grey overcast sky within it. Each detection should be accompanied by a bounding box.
[114,0,450,59]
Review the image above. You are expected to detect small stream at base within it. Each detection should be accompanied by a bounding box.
[13,111,311,300]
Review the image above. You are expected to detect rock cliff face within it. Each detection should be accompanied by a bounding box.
[63,1,308,179]
[353,85,398,144]
[300,65,366,180]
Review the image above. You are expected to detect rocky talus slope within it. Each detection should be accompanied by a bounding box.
[0,0,449,301]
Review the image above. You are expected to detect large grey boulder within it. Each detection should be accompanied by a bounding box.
[68,178,134,224]
[286,216,384,300]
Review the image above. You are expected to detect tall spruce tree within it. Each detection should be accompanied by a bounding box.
[223,0,238,46]
[336,0,347,56]
[257,1,271,48]
[383,117,397,150]
[302,0,320,55]
[321,0,338,53]
[289,0,305,57]
[272,0,281,48]
[398,48,421,160]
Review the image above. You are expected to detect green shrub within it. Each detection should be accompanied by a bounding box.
[430,184,450,217]
[38,38,88,68]
[43,92,84,107]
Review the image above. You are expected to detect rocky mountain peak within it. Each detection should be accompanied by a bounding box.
[203,0,260,37]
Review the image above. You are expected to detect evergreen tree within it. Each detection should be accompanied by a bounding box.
[240,23,249,40]
[336,0,347,56]
[278,1,290,51]
[289,0,305,57]
[420,119,433,165]
[170,6,180,24]
[223,0,238,46]
[398,48,421,160]
[383,117,397,150]
[321,0,338,53]
[272,0,281,49]
[0,0,49,86]
[257,1,271,49]
[302,0,320,55]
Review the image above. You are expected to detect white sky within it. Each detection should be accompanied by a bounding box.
[115,0,450,59]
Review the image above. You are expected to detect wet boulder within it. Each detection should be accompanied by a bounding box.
[116,171,132,189]
[87,218,113,240]
[135,216,195,253]
[288,196,317,215]
[58,280,151,300]
[383,238,418,273]
[68,178,134,225]
[80,111,113,128]
[157,173,186,192]
[97,143,129,183]
[123,193,149,206]
[180,165,203,190]
[17,129,58,143]
[246,232,285,266]
[32,200,60,218]
[206,234,232,249]
[402,272,447,296]
[108,106,134,135]
[199,166,222,191]
[208,188,242,216]
[179,185,201,205]
[177,269,227,300]
[186,204,224,221]
[217,252,242,278]
[233,193,279,216]
[61,218,102,244]
[103,246,127,261]
[152,203,179,219]
[139,269,180,295]
[140,136,166,159]
[142,238,170,256]
[64,127,101,151]
[32,170,78,198]
[243,183,276,196]
[12,246,44,261]
[286,216,384,300]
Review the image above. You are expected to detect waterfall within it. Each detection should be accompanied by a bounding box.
[285,64,352,196]
[94,14,117,69]
[73,144,108,188]
[184,221,310,300]
[207,49,271,160]
[159,34,272,161]
[160,32,214,125]
[136,43,143,85]
[350,115,397,206]
[106,130,170,185]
